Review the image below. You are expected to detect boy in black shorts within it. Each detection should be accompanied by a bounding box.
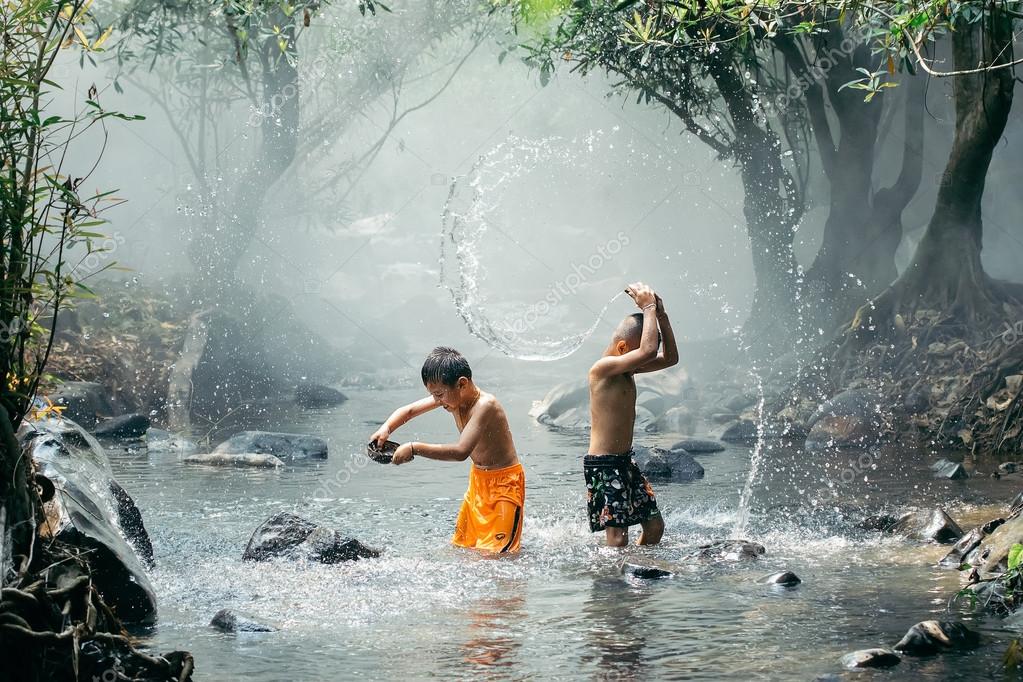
[585,282,678,546]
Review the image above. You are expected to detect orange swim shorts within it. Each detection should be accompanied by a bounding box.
[452,462,525,554]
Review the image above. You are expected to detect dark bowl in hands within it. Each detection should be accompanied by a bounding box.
[366,439,400,464]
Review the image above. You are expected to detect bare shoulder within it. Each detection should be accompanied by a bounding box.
[476,393,505,418]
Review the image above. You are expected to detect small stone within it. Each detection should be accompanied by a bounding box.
[931,459,969,480]
[763,571,801,586]
[622,563,672,579]
[210,608,276,633]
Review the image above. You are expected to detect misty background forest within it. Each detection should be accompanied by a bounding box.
[3,0,1023,679]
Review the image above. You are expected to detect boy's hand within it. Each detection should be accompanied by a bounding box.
[392,442,414,465]
[370,426,390,448]
[625,282,656,309]
[655,294,666,316]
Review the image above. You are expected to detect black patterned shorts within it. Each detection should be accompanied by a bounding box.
[584,452,660,532]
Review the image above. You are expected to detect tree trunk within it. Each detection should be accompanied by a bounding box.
[0,408,33,585]
[189,21,301,298]
[892,10,1013,322]
[707,49,802,354]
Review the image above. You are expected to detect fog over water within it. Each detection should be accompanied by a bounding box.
[52,18,1023,375]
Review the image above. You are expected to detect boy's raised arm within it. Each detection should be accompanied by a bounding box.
[370,396,440,447]
[589,283,660,379]
[635,295,679,374]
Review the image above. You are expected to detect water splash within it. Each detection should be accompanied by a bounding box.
[439,133,625,361]
[733,373,766,538]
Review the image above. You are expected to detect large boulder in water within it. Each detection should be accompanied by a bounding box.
[294,382,346,408]
[92,413,150,439]
[21,419,157,624]
[805,389,887,451]
[720,420,758,444]
[669,438,725,454]
[891,509,963,544]
[632,446,704,482]
[893,621,980,655]
[242,512,379,563]
[841,649,900,669]
[939,518,1004,569]
[47,381,115,429]
[214,431,327,460]
[653,405,695,434]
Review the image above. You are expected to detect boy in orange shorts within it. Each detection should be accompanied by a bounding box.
[370,347,525,553]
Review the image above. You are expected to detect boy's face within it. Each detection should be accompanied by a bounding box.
[425,377,469,411]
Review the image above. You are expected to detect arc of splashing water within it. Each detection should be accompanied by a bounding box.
[438,135,624,362]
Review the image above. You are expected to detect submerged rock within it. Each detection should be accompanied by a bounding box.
[48,381,114,429]
[622,563,672,579]
[893,621,979,655]
[669,438,725,454]
[720,420,758,445]
[214,431,327,460]
[857,513,901,532]
[762,571,801,586]
[841,649,900,669]
[22,419,157,624]
[184,453,284,468]
[145,428,199,454]
[294,382,347,408]
[688,540,765,562]
[210,608,277,633]
[92,413,150,439]
[242,512,379,563]
[805,389,887,451]
[931,458,969,480]
[891,509,963,544]
[632,446,704,482]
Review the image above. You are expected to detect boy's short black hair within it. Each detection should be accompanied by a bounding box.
[421,347,472,386]
[614,313,661,348]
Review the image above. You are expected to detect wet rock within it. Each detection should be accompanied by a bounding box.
[939,519,1004,569]
[763,571,801,586]
[294,382,346,408]
[999,462,1022,475]
[711,412,741,425]
[48,381,114,429]
[242,512,379,564]
[214,431,327,460]
[1011,490,1023,518]
[654,405,695,434]
[669,438,725,454]
[857,513,901,532]
[931,458,969,480]
[893,621,979,655]
[841,649,900,669]
[109,480,155,569]
[891,509,963,544]
[92,413,150,439]
[724,393,756,413]
[805,389,887,451]
[531,379,590,428]
[210,608,277,633]
[688,539,765,562]
[145,428,199,454]
[974,514,1023,574]
[22,419,157,624]
[184,453,284,468]
[632,446,704,482]
[622,563,672,579]
[720,420,758,444]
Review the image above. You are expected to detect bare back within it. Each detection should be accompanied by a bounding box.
[588,370,637,454]
[453,392,519,469]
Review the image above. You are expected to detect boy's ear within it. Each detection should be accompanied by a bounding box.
[615,340,628,356]
[456,376,468,389]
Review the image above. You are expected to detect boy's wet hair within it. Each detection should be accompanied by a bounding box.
[421,346,472,386]
[613,313,660,349]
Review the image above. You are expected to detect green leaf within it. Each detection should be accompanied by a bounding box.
[1008,543,1023,570]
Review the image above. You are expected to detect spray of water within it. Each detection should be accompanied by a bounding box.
[439,134,624,361]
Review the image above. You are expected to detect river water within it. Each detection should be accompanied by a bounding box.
[104,371,1023,680]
